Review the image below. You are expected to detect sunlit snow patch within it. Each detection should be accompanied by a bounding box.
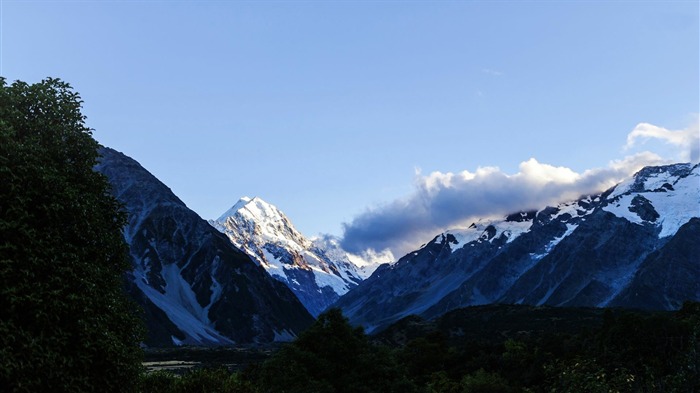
[603,164,699,238]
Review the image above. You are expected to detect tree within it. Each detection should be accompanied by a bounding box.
[460,369,512,393]
[257,308,416,393]
[0,78,143,392]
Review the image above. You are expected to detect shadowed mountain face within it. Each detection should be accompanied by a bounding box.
[608,217,700,310]
[96,147,313,346]
[334,163,700,333]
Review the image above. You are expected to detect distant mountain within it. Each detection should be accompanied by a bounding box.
[96,148,314,346]
[334,163,700,332]
[211,197,372,316]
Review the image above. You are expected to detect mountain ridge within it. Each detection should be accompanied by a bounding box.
[334,162,700,332]
[96,147,314,346]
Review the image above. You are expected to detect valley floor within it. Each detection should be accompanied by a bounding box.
[142,345,279,374]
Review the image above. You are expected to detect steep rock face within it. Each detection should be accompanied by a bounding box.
[210,197,364,316]
[425,204,592,318]
[335,234,461,331]
[609,217,700,310]
[96,148,314,346]
[338,198,597,332]
[335,163,699,332]
[497,210,660,307]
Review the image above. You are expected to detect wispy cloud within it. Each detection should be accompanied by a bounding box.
[340,120,697,258]
[624,121,699,162]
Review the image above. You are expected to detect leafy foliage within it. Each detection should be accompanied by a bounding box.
[460,369,512,393]
[0,78,143,392]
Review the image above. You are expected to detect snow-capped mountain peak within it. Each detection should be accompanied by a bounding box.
[215,196,311,251]
[221,196,287,224]
[210,197,375,316]
[216,196,253,221]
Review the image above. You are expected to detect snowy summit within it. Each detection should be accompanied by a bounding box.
[210,196,381,316]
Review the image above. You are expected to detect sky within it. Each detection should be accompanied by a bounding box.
[2,0,698,258]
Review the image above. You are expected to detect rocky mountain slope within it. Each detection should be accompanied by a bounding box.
[210,197,365,316]
[334,163,700,332]
[96,148,314,346]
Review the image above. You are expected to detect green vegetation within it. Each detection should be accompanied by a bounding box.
[141,304,699,392]
[0,78,143,392]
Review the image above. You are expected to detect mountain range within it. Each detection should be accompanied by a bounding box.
[333,162,700,332]
[97,147,699,344]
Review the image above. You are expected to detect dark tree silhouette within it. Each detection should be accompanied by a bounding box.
[0,78,143,392]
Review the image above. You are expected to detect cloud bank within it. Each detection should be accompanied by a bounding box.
[341,121,698,257]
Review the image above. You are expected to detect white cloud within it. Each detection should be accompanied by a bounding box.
[517,159,580,185]
[624,121,699,162]
[341,120,695,258]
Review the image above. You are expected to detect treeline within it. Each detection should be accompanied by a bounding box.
[141,304,699,393]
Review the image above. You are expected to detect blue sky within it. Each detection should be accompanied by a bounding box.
[3,1,698,256]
